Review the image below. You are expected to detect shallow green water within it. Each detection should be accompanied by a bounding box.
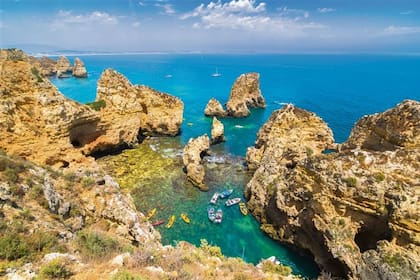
[98,137,320,278]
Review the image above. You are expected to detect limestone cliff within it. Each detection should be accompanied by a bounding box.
[226,72,265,117]
[182,134,210,191]
[0,49,100,167]
[204,98,227,117]
[39,56,57,76]
[245,101,420,279]
[84,69,183,155]
[72,57,87,78]
[211,117,226,144]
[56,56,72,77]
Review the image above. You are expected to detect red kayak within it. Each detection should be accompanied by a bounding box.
[151,220,165,227]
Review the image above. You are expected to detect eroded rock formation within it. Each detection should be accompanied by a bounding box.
[0,49,100,167]
[245,100,420,279]
[56,56,73,77]
[211,117,226,144]
[84,69,183,155]
[39,56,57,76]
[204,98,227,117]
[226,72,265,117]
[182,135,210,191]
[72,57,87,78]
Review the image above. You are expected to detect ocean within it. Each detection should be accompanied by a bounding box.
[51,54,420,278]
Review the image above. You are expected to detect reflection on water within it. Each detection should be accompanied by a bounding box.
[98,137,320,278]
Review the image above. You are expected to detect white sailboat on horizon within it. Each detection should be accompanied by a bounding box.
[211,67,221,77]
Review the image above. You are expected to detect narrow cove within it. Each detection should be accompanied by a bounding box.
[96,137,320,278]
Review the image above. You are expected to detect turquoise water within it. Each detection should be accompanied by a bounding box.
[52,54,420,278]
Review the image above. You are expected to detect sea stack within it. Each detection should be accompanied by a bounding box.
[204,98,227,117]
[211,117,225,144]
[245,101,420,279]
[56,56,73,77]
[226,72,265,117]
[72,57,88,78]
[39,56,57,76]
[182,134,210,191]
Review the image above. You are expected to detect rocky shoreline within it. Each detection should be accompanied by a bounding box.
[0,48,418,279]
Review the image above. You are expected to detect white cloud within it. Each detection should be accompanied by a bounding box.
[278,6,309,20]
[57,10,119,25]
[383,25,420,35]
[400,10,414,15]
[132,21,141,28]
[155,3,176,15]
[180,0,322,36]
[317,8,336,13]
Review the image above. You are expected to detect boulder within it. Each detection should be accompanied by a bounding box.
[182,135,210,191]
[204,98,226,117]
[210,117,225,144]
[226,73,265,117]
[245,101,420,279]
[72,57,87,78]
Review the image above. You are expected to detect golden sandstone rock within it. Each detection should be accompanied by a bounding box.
[182,134,210,191]
[245,100,420,279]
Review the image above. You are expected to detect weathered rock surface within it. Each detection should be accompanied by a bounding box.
[56,56,72,77]
[245,101,420,279]
[72,57,87,78]
[39,56,57,76]
[0,49,100,167]
[84,69,183,155]
[342,99,420,151]
[226,72,265,117]
[211,117,225,144]
[182,135,210,191]
[204,98,227,117]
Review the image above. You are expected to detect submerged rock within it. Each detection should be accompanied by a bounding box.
[226,72,265,117]
[211,117,226,145]
[245,101,420,279]
[182,135,210,191]
[204,98,227,117]
[72,57,87,78]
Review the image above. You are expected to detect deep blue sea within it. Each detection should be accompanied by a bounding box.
[51,54,420,278]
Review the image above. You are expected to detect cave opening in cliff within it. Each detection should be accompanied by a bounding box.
[354,218,392,252]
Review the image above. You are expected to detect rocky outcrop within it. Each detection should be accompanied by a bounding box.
[56,56,72,77]
[226,72,265,117]
[0,49,100,167]
[204,98,227,117]
[245,101,420,279]
[211,117,225,144]
[72,57,87,78]
[182,135,210,191]
[84,69,183,155]
[39,56,57,76]
[342,99,420,151]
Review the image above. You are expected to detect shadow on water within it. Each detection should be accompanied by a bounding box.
[97,137,320,279]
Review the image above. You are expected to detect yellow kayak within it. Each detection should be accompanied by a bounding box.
[166,215,176,228]
[146,208,157,220]
[239,202,248,216]
[180,213,190,224]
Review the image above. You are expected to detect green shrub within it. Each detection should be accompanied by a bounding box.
[77,230,120,258]
[86,99,106,111]
[37,259,72,279]
[0,234,29,261]
[81,177,96,188]
[28,231,59,253]
[343,177,357,188]
[112,270,144,280]
[31,67,43,83]
[374,172,385,182]
[4,168,19,183]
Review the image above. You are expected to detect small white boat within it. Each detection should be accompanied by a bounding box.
[211,68,221,77]
[214,208,223,223]
[219,189,233,199]
[165,74,172,78]
[225,197,241,206]
[208,207,216,222]
[210,192,219,204]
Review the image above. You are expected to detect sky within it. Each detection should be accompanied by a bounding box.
[1,0,420,53]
